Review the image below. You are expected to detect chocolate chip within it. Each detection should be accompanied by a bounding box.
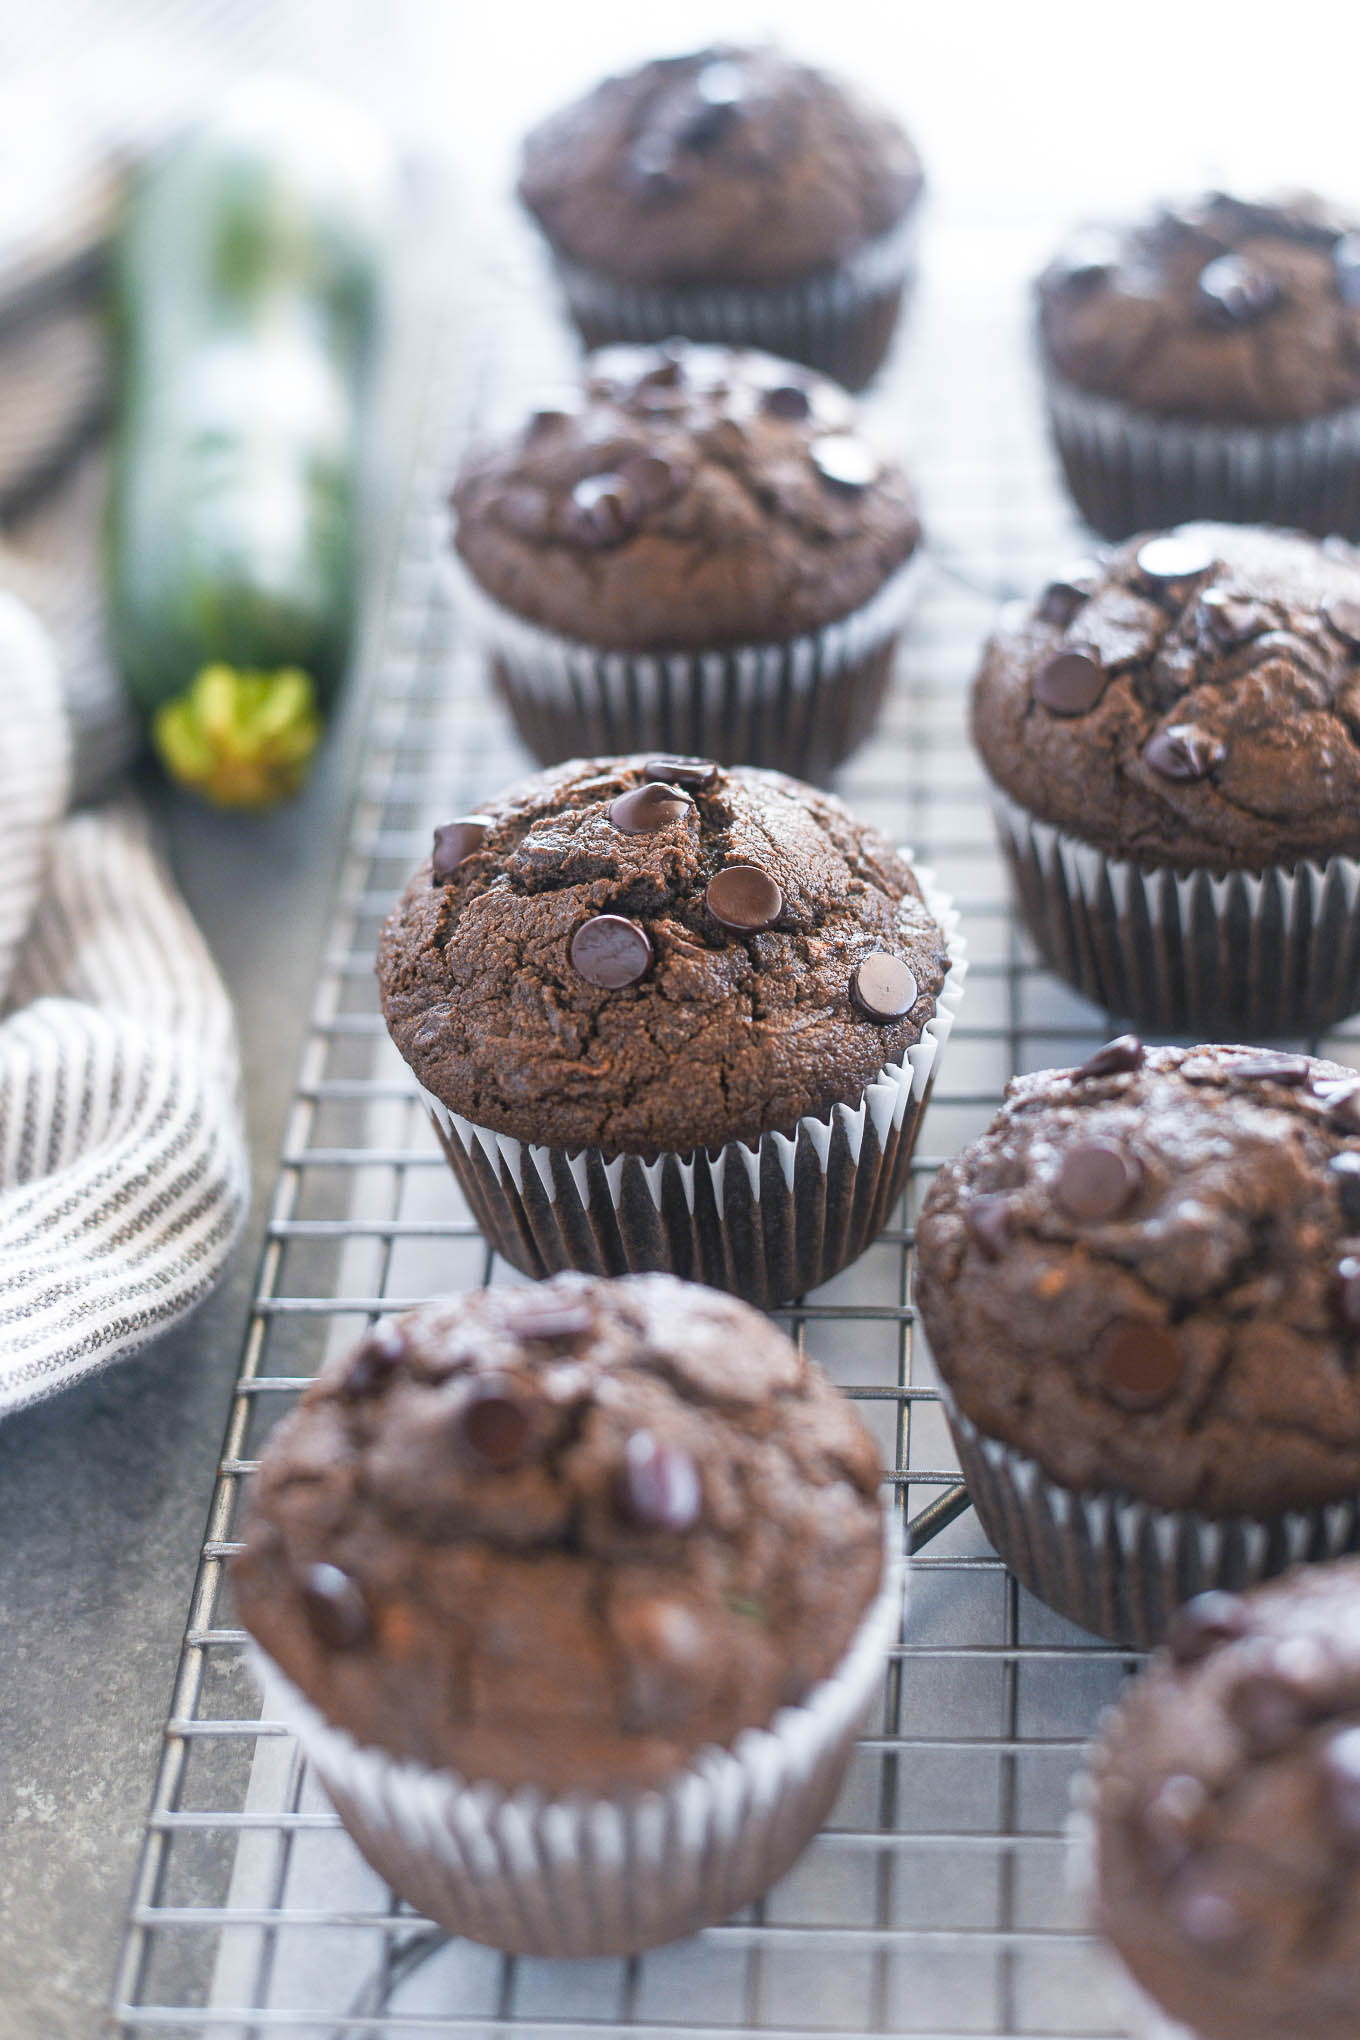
[459,1379,534,1470]
[626,134,684,200]
[966,1193,1012,1260]
[680,60,747,147]
[1325,595,1360,647]
[570,915,653,989]
[705,864,782,932]
[608,781,694,834]
[1136,534,1219,585]
[1229,1053,1311,1084]
[618,451,689,507]
[1143,724,1225,781]
[1142,1773,1207,1878]
[849,951,918,1022]
[1098,1319,1184,1411]
[1322,1727,1360,1837]
[619,1431,701,1530]
[1167,1591,1254,1665]
[502,1297,593,1342]
[636,353,686,392]
[1033,647,1106,715]
[1037,562,1102,627]
[1050,226,1122,290]
[1171,1869,1251,1959]
[1196,586,1262,648]
[1057,1140,1141,1222]
[497,484,551,539]
[1334,234,1360,308]
[761,382,813,420]
[432,817,490,881]
[1074,1034,1145,1080]
[300,1563,370,1650]
[525,405,577,437]
[810,434,880,492]
[643,754,719,789]
[567,472,641,547]
[1196,253,1284,327]
[1339,1255,1360,1330]
[344,1322,406,1398]
[1330,1151,1360,1224]
[1229,1664,1315,1755]
[1325,1081,1360,1133]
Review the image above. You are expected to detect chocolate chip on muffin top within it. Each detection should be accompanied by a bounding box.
[1038,190,1360,425]
[517,45,923,290]
[232,1273,885,1795]
[451,341,921,650]
[971,523,1360,872]
[1089,1563,1360,2040]
[914,1041,1360,1517]
[377,755,950,1156]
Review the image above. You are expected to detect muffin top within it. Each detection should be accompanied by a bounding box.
[517,45,923,290]
[1089,1564,1360,2040]
[377,755,951,1156]
[232,1272,885,1794]
[452,341,920,651]
[1037,189,1360,425]
[915,1039,1360,1518]
[971,522,1360,873]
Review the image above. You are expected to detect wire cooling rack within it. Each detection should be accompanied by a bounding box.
[105,203,1360,2040]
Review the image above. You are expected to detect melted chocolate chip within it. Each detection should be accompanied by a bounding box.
[1196,253,1284,328]
[1339,1254,1360,1330]
[761,382,813,420]
[1142,1773,1207,1878]
[1050,227,1122,290]
[626,134,684,201]
[1037,563,1101,627]
[811,434,879,492]
[459,1379,535,1470]
[1325,1081,1360,1134]
[1136,534,1219,585]
[1322,1726,1360,1837]
[1230,1053,1311,1083]
[1171,1869,1251,1960]
[300,1563,371,1650]
[570,915,653,989]
[567,473,641,547]
[1033,648,1106,715]
[1098,1318,1185,1411]
[525,405,577,438]
[1335,234,1360,309]
[1167,1591,1254,1665]
[681,58,747,147]
[432,818,490,881]
[635,353,686,395]
[619,1431,702,1530]
[619,451,688,507]
[1143,724,1225,781]
[1196,586,1263,648]
[849,951,918,1022]
[643,754,719,788]
[705,864,782,932]
[608,781,694,834]
[966,1193,1012,1260]
[344,1322,406,1398]
[1229,1663,1316,1755]
[1330,1150,1360,1224]
[1074,1034,1145,1080]
[1058,1140,1141,1222]
[1325,595,1360,647]
[502,1297,593,1342]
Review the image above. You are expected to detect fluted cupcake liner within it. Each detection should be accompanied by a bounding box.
[943,1389,1360,1650]
[422,873,964,1310]
[549,207,921,392]
[989,782,1360,1037]
[1065,1777,1198,2040]
[451,551,922,785]
[249,1539,904,1959]
[1042,365,1360,541]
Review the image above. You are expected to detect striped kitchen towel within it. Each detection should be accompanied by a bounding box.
[0,588,247,1415]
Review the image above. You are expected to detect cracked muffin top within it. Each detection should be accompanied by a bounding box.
[1037,189,1360,425]
[1088,1563,1360,2040]
[377,755,951,1156]
[971,522,1360,874]
[451,341,920,651]
[914,1038,1360,1518]
[517,45,923,291]
[232,1272,885,1794]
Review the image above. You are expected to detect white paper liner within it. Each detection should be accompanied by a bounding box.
[550,206,922,391]
[422,866,966,1308]
[942,1387,1360,1649]
[250,1538,904,1959]
[449,548,923,783]
[1042,364,1360,541]
[988,780,1360,1036]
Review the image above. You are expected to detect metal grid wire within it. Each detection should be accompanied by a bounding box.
[105,210,1360,2040]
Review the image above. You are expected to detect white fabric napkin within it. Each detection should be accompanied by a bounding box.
[0,588,247,1415]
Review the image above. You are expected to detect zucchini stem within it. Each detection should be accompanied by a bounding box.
[153,664,324,809]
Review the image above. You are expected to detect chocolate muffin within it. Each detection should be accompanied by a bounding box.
[1082,1563,1360,2040]
[1037,190,1360,537]
[451,340,922,782]
[518,45,924,390]
[915,1040,1360,1645]
[377,754,964,1307]
[972,521,1360,1034]
[234,1273,899,1954]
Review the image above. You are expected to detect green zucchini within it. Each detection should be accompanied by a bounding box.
[107,80,390,807]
